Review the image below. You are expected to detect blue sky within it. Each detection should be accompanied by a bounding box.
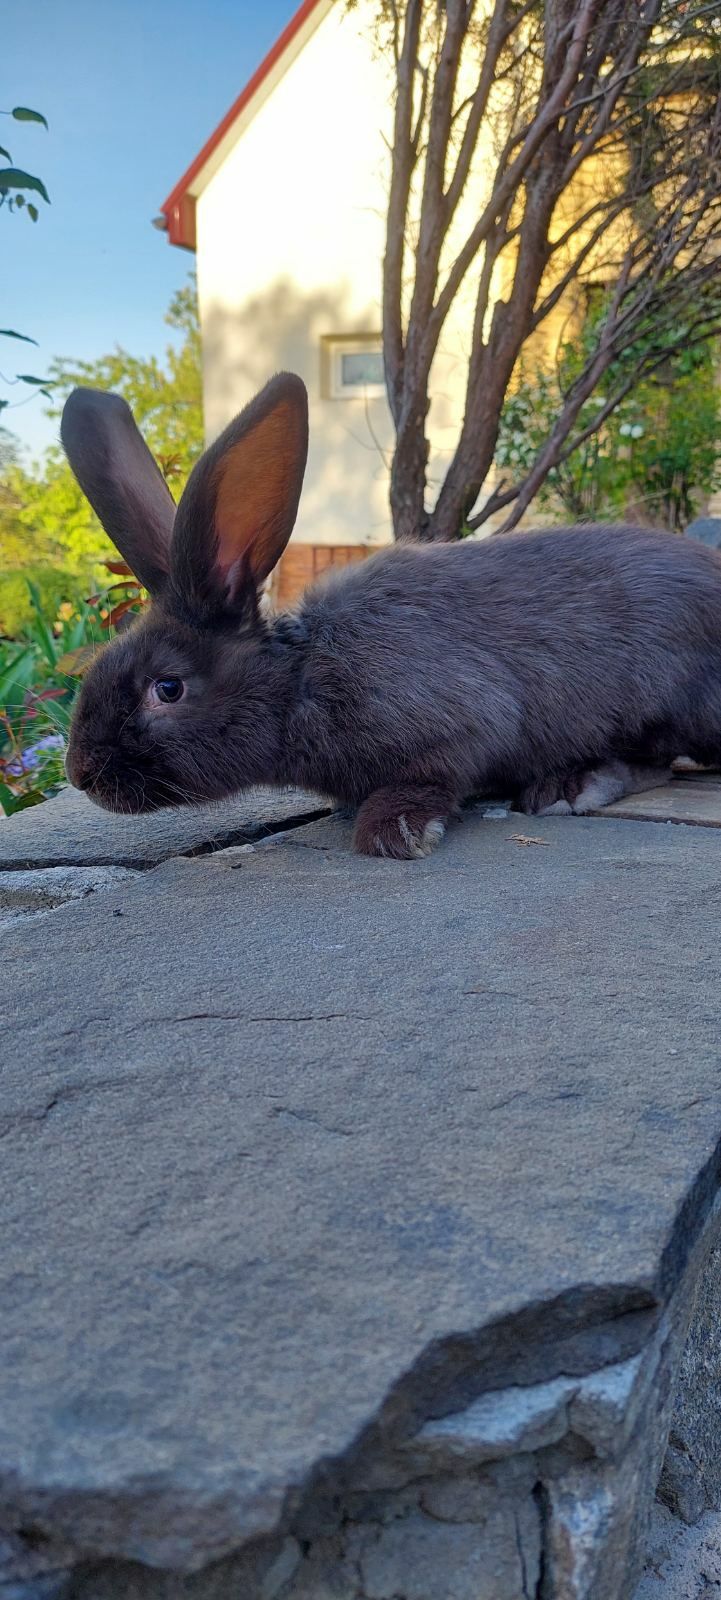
[3,0,299,459]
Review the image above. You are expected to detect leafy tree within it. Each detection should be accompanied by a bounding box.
[45,281,203,483]
[371,1,721,540]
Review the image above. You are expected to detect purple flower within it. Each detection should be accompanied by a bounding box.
[5,733,64,776]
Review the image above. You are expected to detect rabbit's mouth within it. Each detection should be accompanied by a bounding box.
[95,772,200,814]
[93,767,217,814]
[76,772,155,814]
[65,747,171,815]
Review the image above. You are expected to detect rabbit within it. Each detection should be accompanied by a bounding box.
[61,371,721,860]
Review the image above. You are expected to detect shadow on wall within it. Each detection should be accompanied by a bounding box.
[200,279,396,547]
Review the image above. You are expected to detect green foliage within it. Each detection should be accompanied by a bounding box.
[497,306,721,529]
[0,280,201,808]
[0,445,102,636]
[0,573,146,814]
[45,280,204,483]
[0,103,51,216]
[620,350,721,531]
[497,374,623,523]
[1,102,51,416]
[0,167,50,206]
[0,279,202,634]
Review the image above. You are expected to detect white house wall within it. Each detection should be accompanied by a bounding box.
[195,0,502,546]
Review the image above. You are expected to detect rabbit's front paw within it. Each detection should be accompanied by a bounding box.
[354,785,455,860]
[368,814,446,860]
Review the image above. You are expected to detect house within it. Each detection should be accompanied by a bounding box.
[158,0,721,600]
[158,0,509,602]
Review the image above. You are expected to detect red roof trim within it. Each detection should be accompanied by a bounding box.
[160,0,325,250]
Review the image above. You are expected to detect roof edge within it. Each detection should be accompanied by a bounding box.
[159,0,327,250]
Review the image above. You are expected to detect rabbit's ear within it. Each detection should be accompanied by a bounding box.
[61,389,175,595]
[171,372,308,612]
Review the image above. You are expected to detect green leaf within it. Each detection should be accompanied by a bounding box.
[0,328,38,344]
[12,107,48,129]
[0,783,45,815]
[26,580,57,666]
[36,697,73,737]
[27,203,38,222]
[0,145,11,161]
[0,779,21,817]
[16,374,52,385]
[0,645,34,700]
[13,192,24,207]
[0,167,50,203]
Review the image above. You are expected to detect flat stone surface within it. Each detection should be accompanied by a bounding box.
[0,864,138,932]
[635,1503,721,1597]
[0,783,329,869]
[598,772,721,828]
[4,806,721,1578]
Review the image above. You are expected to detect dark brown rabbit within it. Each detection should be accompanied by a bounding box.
[61,373,721,859]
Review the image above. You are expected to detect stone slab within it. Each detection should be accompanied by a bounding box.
[594,772,721,828]
[0,784,329,869]
[4,805,721,1590]
[0,865,138,932]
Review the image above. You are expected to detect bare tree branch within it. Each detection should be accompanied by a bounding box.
[375,0,721,540]
[382,0,423,425]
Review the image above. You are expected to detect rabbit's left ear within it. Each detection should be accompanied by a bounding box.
[171,372,308,612]
[61,388,176,596]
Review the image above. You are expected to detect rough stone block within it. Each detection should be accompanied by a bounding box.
[0,783,328,868]
[0,865,137,931]
[5,803,721,1596]
[656,1239,721,1525]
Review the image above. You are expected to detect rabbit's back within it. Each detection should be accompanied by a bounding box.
[286,525,721,800]
[305,524,721,643]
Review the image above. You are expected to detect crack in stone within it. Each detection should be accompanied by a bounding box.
[514,1506,532,1600]
[120,1011,366,1030]
[487,1090,529,1113]
[0,1073,127,1140]
[532,1482,550,1600]
[0,804,334,873]
[184,807,333,860]
[56,1016,112,1039]
[282,835,348,854]
[269,1105,355,1138]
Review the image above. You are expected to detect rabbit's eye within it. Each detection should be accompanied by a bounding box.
[152,678,185,705]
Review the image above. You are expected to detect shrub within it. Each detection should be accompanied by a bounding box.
[497,321,721,530]
[0,569,145,815]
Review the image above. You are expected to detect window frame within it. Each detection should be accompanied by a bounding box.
[321,335,386,401]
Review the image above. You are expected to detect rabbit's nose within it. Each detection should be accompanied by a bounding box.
[65,748,94,791]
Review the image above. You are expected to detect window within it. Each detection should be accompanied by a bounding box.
[322,336,385,400]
